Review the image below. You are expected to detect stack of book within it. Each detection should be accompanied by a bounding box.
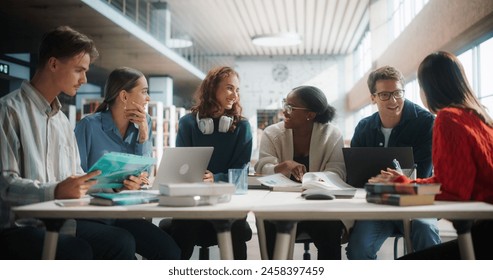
[364,182,441,206]
[157,182,235,207]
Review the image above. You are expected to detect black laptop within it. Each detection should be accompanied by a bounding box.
[342,147,414,188]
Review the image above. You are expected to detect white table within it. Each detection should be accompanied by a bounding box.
[253,190,493,260]
[12,190,270,260]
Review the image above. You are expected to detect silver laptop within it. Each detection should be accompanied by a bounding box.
[152,147,214,188]
[342,147,414,188]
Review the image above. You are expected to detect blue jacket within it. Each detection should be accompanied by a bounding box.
[351,99,434,178]
[176,113,253,182]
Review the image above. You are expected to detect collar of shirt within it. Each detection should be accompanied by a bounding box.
[22,80,61,117]
[369,99,419,130]
[100,109,139,140]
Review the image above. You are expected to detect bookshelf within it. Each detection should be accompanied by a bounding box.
[79,98,103,121]
[147,101,187,171]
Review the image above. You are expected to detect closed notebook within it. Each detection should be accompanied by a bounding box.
[158,182,235,196]
[89,191,158,206]
[366,193,436,206]
[158,194,231,207]
[364,183,441,195]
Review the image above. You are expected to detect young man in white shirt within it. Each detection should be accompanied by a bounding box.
[0,26,135,259]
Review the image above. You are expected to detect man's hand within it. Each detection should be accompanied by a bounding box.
[55,170,101,199]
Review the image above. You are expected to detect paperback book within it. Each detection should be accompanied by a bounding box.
[365,193,436,206]
[364,183,441,195]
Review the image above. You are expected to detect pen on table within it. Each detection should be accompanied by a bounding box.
[392,158,403,173]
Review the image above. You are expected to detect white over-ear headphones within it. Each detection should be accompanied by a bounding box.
[196,112,233,134]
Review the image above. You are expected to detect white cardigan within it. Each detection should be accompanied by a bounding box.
[255,121,346,181]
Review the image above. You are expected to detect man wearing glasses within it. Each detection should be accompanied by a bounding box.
[345,66,441,259]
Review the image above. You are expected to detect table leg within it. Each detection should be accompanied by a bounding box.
[272,221,296,260]
[42,231,59,260]
[210,220,234,260]
[255,218,268,260]
[452,220,475,260]
[41,219,65,260]
[457,232,475,260]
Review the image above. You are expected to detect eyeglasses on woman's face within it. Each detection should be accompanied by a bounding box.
[373,89,405,101]
[282,99,309,114]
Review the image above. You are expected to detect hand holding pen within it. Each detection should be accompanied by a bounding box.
[392,159,403,174]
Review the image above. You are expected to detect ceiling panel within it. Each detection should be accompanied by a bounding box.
[1,0,370,97]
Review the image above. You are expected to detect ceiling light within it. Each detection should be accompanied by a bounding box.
[252,32,302,47]
[166,37,193,48]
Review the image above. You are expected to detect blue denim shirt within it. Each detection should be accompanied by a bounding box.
[74,110,152,172]
[350,99,434,178]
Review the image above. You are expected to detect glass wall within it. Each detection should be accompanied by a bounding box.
[458,36,493,113]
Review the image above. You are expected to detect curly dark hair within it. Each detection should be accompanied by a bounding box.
[191,66,243,132]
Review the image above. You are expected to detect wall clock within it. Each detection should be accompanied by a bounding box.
[272,64,289,82]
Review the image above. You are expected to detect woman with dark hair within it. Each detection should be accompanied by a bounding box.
[255,85,346,259]
[371,51,493,259]
[167,66,253,259]
[75,66,181,260]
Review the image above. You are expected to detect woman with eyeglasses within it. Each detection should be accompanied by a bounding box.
[255,85,346,259]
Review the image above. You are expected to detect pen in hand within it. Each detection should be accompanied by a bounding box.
[392,159,403,174]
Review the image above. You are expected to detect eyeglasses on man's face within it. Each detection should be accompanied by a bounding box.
[282,99,309,114]
[373,89,405,101]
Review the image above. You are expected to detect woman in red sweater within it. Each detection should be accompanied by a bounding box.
[372,51,493,259]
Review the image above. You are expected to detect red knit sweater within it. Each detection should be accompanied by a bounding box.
[394,107,493,204]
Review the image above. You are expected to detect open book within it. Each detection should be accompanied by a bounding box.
[257,172,356,197]
[88,152,156,189]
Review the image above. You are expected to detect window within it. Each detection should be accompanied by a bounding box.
[353,30,372,83]
[457,36,493,113]
[391,0,429,39]
[479,37,493,101]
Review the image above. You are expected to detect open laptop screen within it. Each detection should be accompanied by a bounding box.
[151,147,214,189]
[342,147,414,188]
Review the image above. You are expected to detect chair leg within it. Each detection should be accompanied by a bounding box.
[303,242,311,260]
[199,246,210,260]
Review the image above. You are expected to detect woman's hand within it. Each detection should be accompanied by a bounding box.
[125,101,148,143]
[274,160,306,182]
[368,168,403,183]
[122,171,149,190]
[203,170,214,182]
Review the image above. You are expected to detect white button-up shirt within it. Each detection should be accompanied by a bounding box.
[0,80,83,229]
